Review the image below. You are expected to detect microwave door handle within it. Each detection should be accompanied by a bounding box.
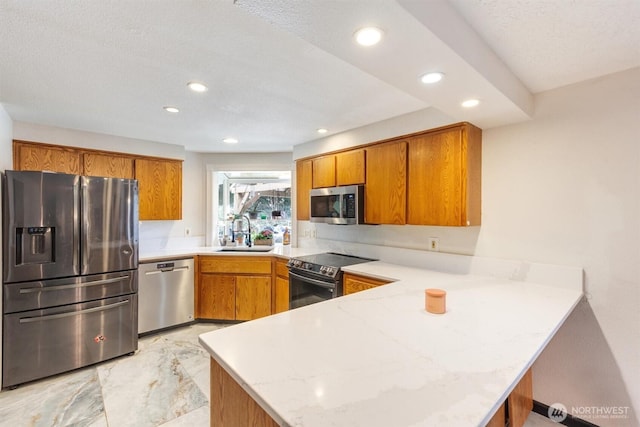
[289,271,335,289]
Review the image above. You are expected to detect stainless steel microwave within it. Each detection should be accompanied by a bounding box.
[309,185,364,225]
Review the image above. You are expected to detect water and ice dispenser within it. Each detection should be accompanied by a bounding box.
[15,226,55,265]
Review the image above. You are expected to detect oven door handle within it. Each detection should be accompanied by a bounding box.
[289,270,336,289]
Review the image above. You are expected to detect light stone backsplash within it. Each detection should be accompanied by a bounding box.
[296,228,582,292]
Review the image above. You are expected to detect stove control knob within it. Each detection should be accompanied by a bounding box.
[326,267,336,276]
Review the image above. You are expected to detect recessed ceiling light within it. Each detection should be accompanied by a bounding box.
[420,72,444,84]
[461,99,480,108]
[317,128,328,134]
[163,106,179,113]
[354,27,383,46]
[223,138,238,144]
[187,81,208,92]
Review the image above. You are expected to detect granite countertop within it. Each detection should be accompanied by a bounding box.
[198,261,583,427]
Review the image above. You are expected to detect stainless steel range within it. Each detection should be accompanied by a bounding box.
[287,252,374,309]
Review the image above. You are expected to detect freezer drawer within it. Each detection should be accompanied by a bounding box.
[2,294,138,388]
[139,258,194,334]
[3,270,138,314]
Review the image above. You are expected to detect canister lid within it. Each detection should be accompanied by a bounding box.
[425,288,446,297]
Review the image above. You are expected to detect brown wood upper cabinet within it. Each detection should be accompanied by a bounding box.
[14,141,81,174]
[296,159,313,220]
[407,123,481,226]
[83,152,134,179]
[13,140,183,221]
[311,149,366,189]
[336,149,365,186]
[365,140,407,225]
[295,122,481,226]
[311,155,336,188]
[135,158,183,221]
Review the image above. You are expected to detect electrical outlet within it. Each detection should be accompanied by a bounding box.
[428,237,439,252]
[311,229,317,238]
[184,227,191,237]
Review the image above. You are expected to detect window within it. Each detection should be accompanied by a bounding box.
[215,171,291,243]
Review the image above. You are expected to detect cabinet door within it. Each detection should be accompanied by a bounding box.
[312,155,336,188]
[83,152,134,179]
[198,274,236,320]
[274,276,289,313]
[235,276,272,321]
[296,159,313,220]
[407,124,481,226]
[365,140,406,224]
[336,149,365,186]
[14,141,81,174]
[135,158,183,220]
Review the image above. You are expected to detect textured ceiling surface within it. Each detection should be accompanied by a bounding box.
[449,0,640,93]
[0,0,638,153]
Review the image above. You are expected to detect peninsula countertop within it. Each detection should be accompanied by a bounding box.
[198,261,583,427]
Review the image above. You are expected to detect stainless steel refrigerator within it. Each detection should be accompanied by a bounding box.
[2,170,139,388]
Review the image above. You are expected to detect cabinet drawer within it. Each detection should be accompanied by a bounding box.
[200,256,272,274]
[343,273,393,295]
[275,259,289,278]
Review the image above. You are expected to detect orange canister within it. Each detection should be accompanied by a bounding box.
[425,288,446,314]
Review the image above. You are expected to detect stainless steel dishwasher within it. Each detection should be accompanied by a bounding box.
[138,258,194,334]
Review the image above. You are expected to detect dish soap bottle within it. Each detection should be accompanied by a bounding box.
[283,227,291,245]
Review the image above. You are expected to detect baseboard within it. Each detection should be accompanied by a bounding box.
[532,401,600,427]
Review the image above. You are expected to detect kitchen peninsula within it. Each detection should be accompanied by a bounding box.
[199,258,583,427]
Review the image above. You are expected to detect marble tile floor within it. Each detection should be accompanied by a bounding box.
[0,322,226,427]
[0,320,557,427]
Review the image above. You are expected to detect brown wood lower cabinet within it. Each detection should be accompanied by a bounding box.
[274,258,289,313]
[197,256,272,321]
[343,272,393,295]
[210,358,279,427]
[210,359,532,427]
[485,368,533,427]
[199,274,236,320]
[236,276,272,320]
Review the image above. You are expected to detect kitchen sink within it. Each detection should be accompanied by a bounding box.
[217,246,274,252]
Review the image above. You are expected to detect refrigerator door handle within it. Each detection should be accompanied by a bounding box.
[18,275,131,294]
[18,300,131,323]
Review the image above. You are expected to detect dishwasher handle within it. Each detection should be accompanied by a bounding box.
[144,265,191,275]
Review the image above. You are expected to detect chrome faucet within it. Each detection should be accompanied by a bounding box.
[242,214,252,247]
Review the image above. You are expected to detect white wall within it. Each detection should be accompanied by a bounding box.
[13,121,185,160]
[296,68,640,425]
[0,105,13,170]
[479,68,639,426]
[294,106,454,159]
[0,104,14,388]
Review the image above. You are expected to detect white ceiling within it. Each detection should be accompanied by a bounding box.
[0,0,638,153]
